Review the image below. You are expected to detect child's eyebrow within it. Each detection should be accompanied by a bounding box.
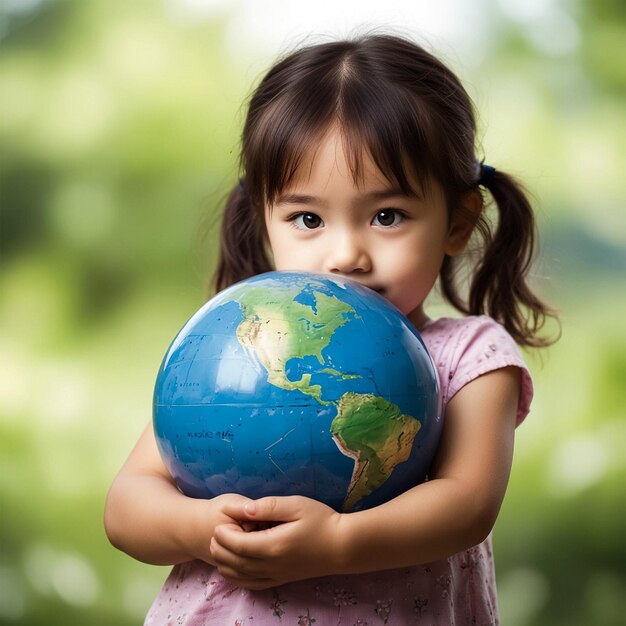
[365,187,421,201]
[275,187,419,206]
[275,193,324,207]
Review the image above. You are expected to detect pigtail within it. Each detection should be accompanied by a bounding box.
[212,182,272,294]
[442,170,558,347]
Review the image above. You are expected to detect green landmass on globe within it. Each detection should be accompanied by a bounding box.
[233,280,422,511]
[236,284,359,404]
[330,392,421,511]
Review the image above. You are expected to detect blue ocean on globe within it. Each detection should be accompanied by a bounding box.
[153,271,442,512]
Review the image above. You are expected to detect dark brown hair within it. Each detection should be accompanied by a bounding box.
[214,34,558,347]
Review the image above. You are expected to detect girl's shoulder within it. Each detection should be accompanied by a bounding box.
[421,315,533,425]
[420,314,518,360]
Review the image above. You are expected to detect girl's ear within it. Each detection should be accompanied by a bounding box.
[444,189,483,256]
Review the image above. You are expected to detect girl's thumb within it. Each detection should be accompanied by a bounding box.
[243,496,294,521]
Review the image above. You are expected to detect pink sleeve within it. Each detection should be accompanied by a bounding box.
[442,317,534,427]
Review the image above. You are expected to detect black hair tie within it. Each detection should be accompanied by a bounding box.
[239,178,246,193]
[479,164,496,188]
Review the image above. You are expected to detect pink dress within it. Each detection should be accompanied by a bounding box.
[145,316,533,625]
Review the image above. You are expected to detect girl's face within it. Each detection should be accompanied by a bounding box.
[265,129,468,328]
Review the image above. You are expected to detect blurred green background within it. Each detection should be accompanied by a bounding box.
[1,0,624,624]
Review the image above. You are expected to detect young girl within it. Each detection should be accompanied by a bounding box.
[105,34,557,625]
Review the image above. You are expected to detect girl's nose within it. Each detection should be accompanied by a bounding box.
[324,233,372,275]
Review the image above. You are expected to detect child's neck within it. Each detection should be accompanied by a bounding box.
[408,307,430,331]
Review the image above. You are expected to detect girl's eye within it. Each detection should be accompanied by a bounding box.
[291,212,324,230]
[373,209,403,227]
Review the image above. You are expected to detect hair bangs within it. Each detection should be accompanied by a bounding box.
[337,76,441,198]
[245,65,443,207]
[244,60,342,209]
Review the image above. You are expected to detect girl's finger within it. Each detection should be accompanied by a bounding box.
[219,570,276,591]
[210,536,265,577]
[214,553,277,589]
[242,496,303,522]
[214,520,288,559]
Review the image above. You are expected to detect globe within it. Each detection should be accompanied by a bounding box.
[153,271,442,512]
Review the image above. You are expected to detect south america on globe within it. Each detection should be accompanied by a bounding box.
[153,271,442,512]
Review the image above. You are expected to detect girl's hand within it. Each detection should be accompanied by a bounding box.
[187,493,256,564]
[209,496,343,590]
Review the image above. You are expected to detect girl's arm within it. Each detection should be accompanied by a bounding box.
[209,366,520,589]
[104,424,252,566]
